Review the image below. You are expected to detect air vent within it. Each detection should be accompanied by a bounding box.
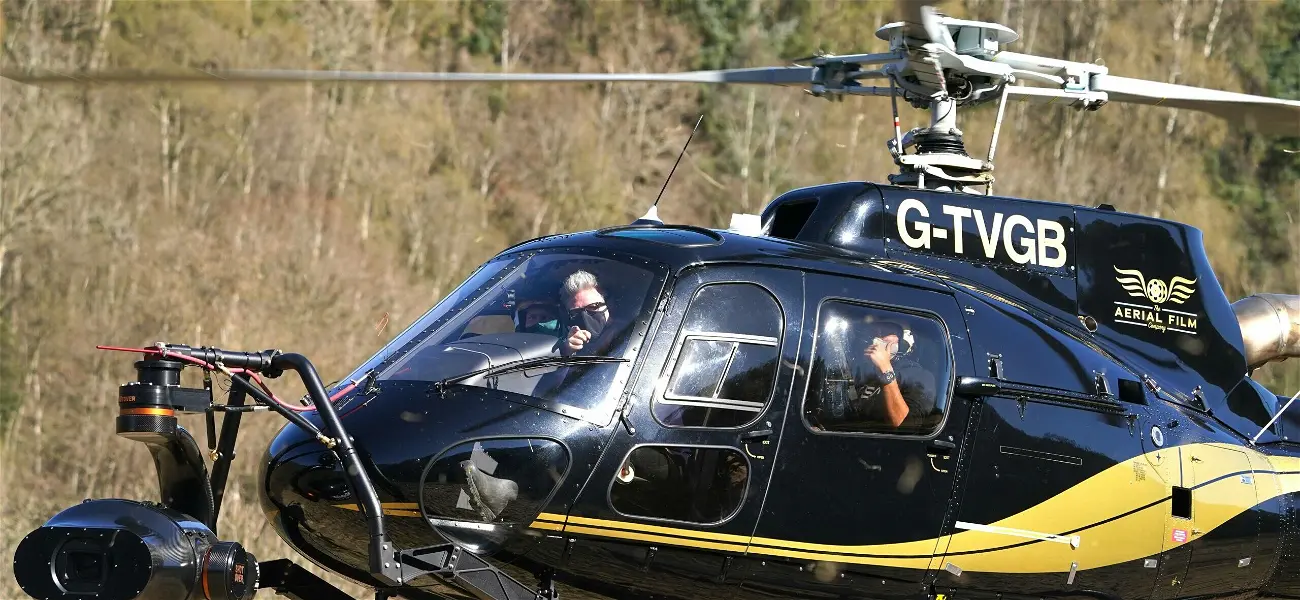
[758,181,878,252]
[1172,486,1191,519]
[767,199,818,240]
[1118,378,1146,405]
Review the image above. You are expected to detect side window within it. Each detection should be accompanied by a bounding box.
[804,300,952,436]
[652,283,783,428]
[610,446,749,524]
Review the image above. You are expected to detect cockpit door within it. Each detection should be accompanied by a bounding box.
[557,264,804,598]
[737,271,977,598]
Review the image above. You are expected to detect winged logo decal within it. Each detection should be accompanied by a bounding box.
[1110,266,1200,335]
[1113,267,1197,305]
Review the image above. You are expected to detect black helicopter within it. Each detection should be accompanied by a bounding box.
[8,2,1300,600]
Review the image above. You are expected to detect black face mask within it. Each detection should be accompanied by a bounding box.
[576,309,609,338]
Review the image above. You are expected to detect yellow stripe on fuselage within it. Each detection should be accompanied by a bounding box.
[333,502,423,518]
[523,442,1300,574]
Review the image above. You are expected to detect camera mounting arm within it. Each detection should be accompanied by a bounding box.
[102,342,405,585]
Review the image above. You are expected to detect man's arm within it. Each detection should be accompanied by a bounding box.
[877,376,910,428]
[867,343,909,428]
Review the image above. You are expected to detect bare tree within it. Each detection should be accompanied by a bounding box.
[1150,0,1191,219]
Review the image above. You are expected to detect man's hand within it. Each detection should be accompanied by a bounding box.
[866,342,893,372]
[564,326,591,355]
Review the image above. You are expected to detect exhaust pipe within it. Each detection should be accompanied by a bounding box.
[1232,293,1300,370]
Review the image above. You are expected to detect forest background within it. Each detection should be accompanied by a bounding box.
[1,0,1297,597]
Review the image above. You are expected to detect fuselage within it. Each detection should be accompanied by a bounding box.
[257,182,1300,600]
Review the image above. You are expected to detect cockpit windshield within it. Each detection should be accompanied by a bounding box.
[331,249,668,426]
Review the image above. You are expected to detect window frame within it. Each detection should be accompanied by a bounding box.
[604,442,753,528]
[350,246,672,427]
[799,295,958,441]
[650,281,786,430]
[660,332,780,414]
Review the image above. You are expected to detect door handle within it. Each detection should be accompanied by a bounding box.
[928,439,956,454]
[926,440,956,474]
[741,428,773,460]
[740,429,773,443]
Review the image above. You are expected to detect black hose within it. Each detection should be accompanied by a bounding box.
[269,352,393,580]
[227,374,327,442]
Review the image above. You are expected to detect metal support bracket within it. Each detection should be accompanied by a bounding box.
[258,550,552,600]
[387,543,552,600]
[988,354,1004,379]
[1253,388,1300,444]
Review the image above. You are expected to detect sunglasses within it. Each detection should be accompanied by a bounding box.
[567,301,607,321]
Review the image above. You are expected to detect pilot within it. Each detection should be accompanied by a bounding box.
[851,320,936,430]
[559,270,613,356]
[527,269,619,400]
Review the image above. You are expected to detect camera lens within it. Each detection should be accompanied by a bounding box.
[55,542,108,593]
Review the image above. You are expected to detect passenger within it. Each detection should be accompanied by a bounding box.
[851,320,936,430]
[559,270,613,356]
[514,299,563,338]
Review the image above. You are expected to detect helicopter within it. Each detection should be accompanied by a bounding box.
[6,1,1300,600]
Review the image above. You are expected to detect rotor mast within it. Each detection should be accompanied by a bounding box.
[867,6,1018,194]
[884,97,996,194]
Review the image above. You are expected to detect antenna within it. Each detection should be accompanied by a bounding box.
[636,114,704,225]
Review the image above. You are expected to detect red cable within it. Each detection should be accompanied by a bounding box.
[329,380,358,402]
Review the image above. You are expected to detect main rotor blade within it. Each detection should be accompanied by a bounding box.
[1092,74,1300,136]
[895,0,931,40]
[894,0,954,50]
[0,66,818,87]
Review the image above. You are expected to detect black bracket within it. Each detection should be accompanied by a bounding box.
[256,544,555,600]
[390,543,557,600]
[1093,370,1112,398]
[988,353,1004,379]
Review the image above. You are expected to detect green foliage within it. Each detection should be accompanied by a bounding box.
[1204,0,1300,394]
[453,0,508,58]
[1206,0,1299,290]
[655,0,752,70]
[1258,0,1300,186]
[1263,0,1300,101]
[654,0,815,69]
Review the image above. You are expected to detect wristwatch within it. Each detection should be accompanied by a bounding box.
[880,370,897,385]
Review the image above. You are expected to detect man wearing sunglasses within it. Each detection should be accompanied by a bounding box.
[559,269,612,357]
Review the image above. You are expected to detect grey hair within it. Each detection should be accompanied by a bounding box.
[561,270,599,300]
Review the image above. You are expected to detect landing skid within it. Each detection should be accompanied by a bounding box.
[256,544,558,600]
